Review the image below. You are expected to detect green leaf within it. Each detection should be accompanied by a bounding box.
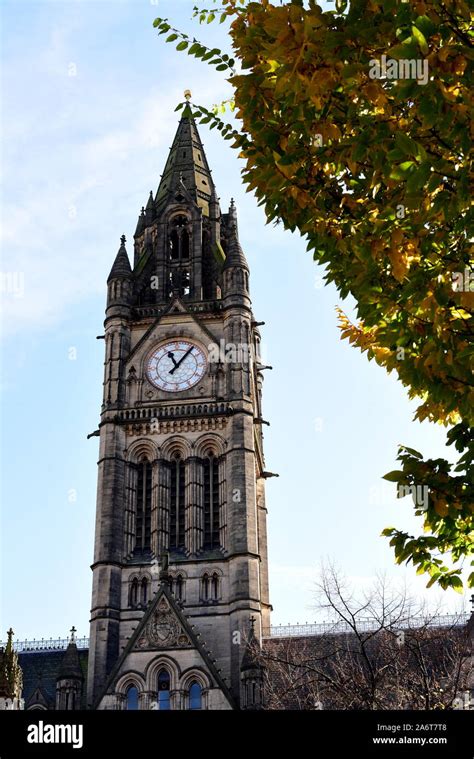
[426,573,441,588]
[414,15,437,38]
[412,25,429,55]
[389,161,415,180]
[449,576,464,593]
[394,132,418,158]
[389,40,419,59]
[383,471,404,482]
[176,40,189,51]
[400,446,423,459]
[166,33,178,42]
[202,48,221,61]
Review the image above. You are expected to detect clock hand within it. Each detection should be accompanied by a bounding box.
[169,346,193,375]
[167,351,178,368]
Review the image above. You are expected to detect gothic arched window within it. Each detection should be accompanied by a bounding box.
[141,578,148,606]
[176,574,184,601]
[168,215,190,261]
[126,685,139,711]
[203,454,219,550]
[170,230,179,260]
[202,573,209,601]
[130,578,138,607]
[169,456,185,551]
[211,572,219,601]
[135,459,152,553]
[157,669,171,710]
[188,682,202,710]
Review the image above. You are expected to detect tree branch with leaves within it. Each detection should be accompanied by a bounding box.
[153,0,473,589]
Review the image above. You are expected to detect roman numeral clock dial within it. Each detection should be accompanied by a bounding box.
[146,340,207,393]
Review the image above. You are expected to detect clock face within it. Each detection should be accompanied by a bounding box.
[146,340,207,393]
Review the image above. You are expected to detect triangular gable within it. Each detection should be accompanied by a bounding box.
[95,583,235,709]
[26,684,51,710]
[126,297,220,366]
[171,180,201,212]
[166,297,188,315]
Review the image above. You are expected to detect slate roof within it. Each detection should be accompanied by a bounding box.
[19,649,89,710]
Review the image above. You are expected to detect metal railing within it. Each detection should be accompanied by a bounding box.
[263,613,470,639]
[0,637,90,653]
[2,613,469,650]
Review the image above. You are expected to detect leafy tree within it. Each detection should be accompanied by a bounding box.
[153,0,473,589]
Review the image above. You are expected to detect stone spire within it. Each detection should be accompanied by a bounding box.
[155,109,216,216]
[0,628,23,701]
[107,235,132,283]
[223,222,249,271]
[145,191,155,225]
[134,206,146,237]
[57,629,83,681]
[56,628,84,710]
[240,617,259,672]
[240,617,265,709]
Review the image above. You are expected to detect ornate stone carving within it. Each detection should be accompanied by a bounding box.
[135,597,191,650]
[125,417,228,436]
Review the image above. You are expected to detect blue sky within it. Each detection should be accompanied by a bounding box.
[0,0,466,644]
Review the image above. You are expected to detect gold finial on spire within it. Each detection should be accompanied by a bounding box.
[184,89,192,101]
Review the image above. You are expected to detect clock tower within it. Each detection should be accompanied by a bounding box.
[87,103,272,710]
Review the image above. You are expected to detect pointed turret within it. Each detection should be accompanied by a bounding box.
[223,222,249,272]
[240,617,265,710]
[134,206,146,237]
[145,191,155,225]
[0,628,23,708]
[106,236,133,318]
[222,212,250,306]
[57,628,83,681]
[107,235,132,283]
[56,627,84,710]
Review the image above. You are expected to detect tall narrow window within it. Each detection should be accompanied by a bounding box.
[188,682,202,710]
[211,572,219,601]
[169,456,185,551]
[130,578,138,607]
[126,686,139,711]
[141,578,148,606]
[157,669,171,710]
[170,230,179,260]
[203,455,220,550]
[176,574,184,601]
[135,459,152,553]
[181,230,189,260]
[169,216,190,261]
[202,573,209,601]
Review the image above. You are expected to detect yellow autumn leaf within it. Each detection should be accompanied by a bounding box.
[388,249,409,281]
